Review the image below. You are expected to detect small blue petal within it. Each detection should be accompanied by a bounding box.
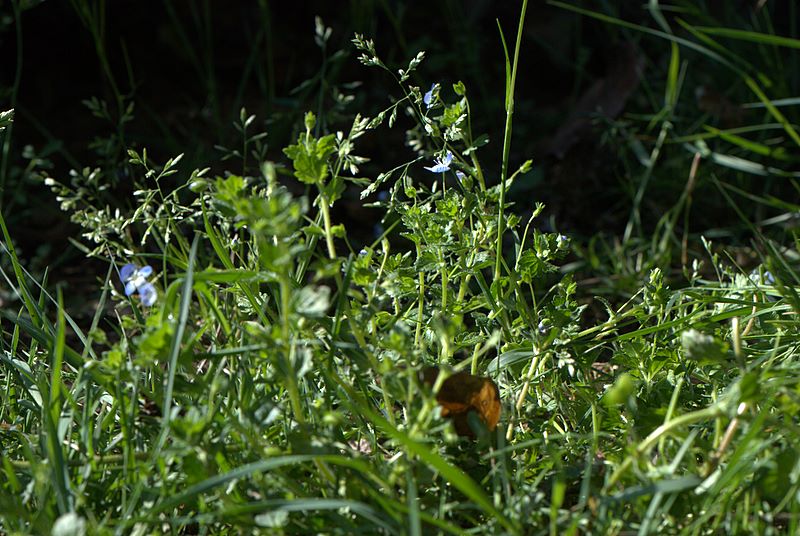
[124,281,137,296]
[138,265,153,277]
[424,163,450,173]
[424,150,454,173]
[120,263,137,282]
[423,83,436,108]
[138,283,157,307]
[764,271,775,285]
[359,249,368,256]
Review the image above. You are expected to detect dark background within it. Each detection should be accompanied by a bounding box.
[1,0,797,296]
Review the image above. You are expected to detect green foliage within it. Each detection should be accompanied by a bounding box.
[283,112,337,185]
[2,2,800,535]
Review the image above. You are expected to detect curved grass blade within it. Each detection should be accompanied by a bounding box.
[133,454,392,524]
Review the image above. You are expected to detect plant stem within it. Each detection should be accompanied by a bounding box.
[494,0,529,281]
[319,192,337,259]
[415,272,425,347]
[440,259,448,313]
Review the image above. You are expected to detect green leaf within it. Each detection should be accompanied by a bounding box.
[681,329,729,364]
[283,132,337,185]
[321,174,345,204]
[293,285,331,318]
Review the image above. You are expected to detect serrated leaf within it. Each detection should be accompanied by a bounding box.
[283,133,337,184]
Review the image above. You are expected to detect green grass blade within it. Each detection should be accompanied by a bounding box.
[43,288,75,514]
[701,125,789,159]
[695,26,800,49]
[141,454,389,515]
[161,233,198,435]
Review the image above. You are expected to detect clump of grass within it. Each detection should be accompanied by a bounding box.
[2,2,800,534]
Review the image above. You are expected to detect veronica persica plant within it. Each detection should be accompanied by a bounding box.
[119,262,157,306]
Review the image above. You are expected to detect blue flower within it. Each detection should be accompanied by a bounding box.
[119,263,157,306]
[749,268,776,286]
[138,283,158,307]
[424,150,453,173]
[423,83,436,109]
